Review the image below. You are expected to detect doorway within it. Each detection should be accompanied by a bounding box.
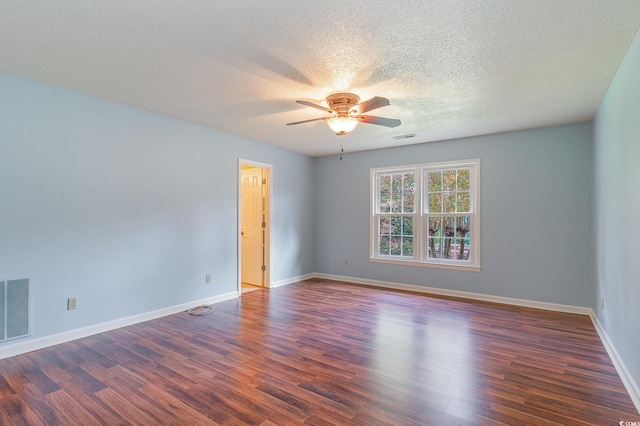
[238,160,271,294]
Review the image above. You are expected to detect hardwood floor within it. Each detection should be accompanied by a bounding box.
[242,282,263,294]
[0,279,638,425]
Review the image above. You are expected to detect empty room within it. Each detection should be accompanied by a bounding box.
[1,1,639,424]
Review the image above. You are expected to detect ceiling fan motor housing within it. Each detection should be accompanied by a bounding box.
[326,93,360,115]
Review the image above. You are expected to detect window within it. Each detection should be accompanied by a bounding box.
[377,171,416,257]
[371,159,480,271]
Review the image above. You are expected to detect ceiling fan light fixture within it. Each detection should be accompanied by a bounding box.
[327,115,358,135]
[287,92,400,136]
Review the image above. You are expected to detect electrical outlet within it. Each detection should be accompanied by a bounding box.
[67,297,77,310]
[344,259,349,266]
[206,274,211,284]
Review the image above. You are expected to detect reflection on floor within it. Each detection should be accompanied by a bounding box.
[241,282,262,293]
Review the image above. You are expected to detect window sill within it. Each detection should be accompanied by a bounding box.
[369,257,481,272]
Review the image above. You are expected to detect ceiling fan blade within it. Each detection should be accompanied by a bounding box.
[295,100,332,112]
[286,117,328,126]
[357,115,401,128]
[357,96,390,113]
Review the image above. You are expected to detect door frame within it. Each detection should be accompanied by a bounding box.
[238,158,272,294]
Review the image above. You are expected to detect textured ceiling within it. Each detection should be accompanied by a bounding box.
[1,1,639,157]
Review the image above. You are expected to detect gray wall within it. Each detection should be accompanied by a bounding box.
[593,30,640,387]
[315,123,593,307]
[0,72,315,340]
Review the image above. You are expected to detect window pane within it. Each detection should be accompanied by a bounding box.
[380,192,390,212]
[428,171,441,192]
[449,238,464,260]
[455,216,471,237]
[457,168,470,191]
[456,192,470,212]
[378,174,391,213]
[455,238,470,260]
[426,215,472,261]
[403,173,415,194]
[427,217,441,259]
[390,216,401,234]
[390,236,401,255]
[443,193,456,212]
[380,175,391,193]
[443,170,456,191]
[428,217,441,236]
[391,194,402,212]
[448,238,459,259]
[403,194,414,213]
[442,237,456,259]
[429,193,441,213]
[392,175,403,193]
[443,217,455,235]
[442,217,456,259]
[402,237,414,256]
[402,217,413,235]
[379,216,390,234]
[428,237,441,258]
[456,216,471,260]
[379,236,390,255]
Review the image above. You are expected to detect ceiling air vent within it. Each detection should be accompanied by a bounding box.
[392,134,416,140]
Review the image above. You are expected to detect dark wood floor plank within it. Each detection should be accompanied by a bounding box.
[45,390,102,425]
[103,375,190,425]
[255,370,362,420]
[0,373,16,399]
[167,383,251,424]
[138,383,220,425]
[13,382,64,425]
[94,387,159,425]
[55,379,127,425]
[207,372,313,423]
[0,279,637,425]
[14,361,60,396]
[0,394,45,426]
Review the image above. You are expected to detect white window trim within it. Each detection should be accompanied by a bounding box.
[369,159,480,272]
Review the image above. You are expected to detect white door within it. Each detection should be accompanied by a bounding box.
[241,167,264,286]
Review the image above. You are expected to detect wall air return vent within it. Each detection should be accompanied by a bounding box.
[0,278,31,342]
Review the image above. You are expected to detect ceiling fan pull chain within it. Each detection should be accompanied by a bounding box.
[340,136,344,160]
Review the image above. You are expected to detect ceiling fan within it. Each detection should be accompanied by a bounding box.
[287,93,401,135]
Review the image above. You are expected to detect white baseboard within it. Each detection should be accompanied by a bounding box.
[313,273,592,315]
[590,313,640,413]
[272,273,315,288]
[0,291,239,360]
